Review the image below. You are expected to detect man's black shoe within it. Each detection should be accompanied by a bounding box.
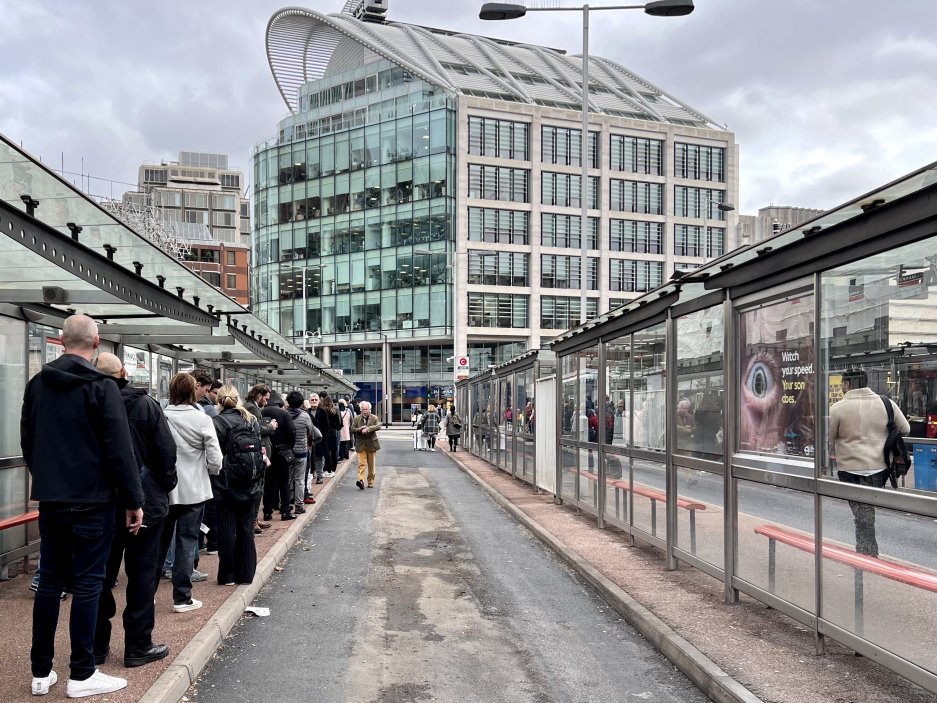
[93,646,109,666]
[124,643,169,668]
[281,512,297,521]
[356,480,364,490]
[263,513,273,522]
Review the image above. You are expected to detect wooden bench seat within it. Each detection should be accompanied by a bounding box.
[0,510,39,580]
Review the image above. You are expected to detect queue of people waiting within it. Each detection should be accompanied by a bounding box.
[21,314,364,698]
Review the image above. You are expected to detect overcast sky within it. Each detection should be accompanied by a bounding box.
[2,0,935,214]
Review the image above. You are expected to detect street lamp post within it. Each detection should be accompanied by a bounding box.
[701,198,735,261]
[481,0,694,325]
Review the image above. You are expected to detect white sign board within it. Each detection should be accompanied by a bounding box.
[455,355,470,380]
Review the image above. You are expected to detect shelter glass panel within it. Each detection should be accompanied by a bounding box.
[633,323,667,453]
[820,495,937,672]
[676,305,725,461]
[606,335,633,449]
[631,458,667,539]
[560,354,578,441]
[736,481,815,614]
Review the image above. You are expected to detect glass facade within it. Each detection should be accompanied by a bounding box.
[252,60,457,418]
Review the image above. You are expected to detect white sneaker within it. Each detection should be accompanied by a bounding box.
[66,670,127,698]
[173,598,202,613]
[431,448,436,452]
[31,670,57,695]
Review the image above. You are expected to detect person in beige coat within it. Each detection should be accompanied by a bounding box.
[351,401,382,490]
[829,369,909,557]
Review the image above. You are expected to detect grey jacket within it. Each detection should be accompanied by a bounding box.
[289,407,314,456]
[164,404,223,505]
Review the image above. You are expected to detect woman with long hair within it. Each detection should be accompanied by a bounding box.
[319,393,342,476]
[162,373,223,613]
[211,384,264,586]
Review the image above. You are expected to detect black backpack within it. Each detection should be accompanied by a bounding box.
[880,395,911,488]
[217,415,265,494]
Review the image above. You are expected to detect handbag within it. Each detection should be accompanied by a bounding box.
[309,423,323,445]
[880,395,910,488]
[277,442,296,463]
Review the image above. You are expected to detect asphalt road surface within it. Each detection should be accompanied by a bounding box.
[188,430,707,703]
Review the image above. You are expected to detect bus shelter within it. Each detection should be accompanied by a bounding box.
[457,350,555,487]
[546,162,937,691]
[0,134,355,575]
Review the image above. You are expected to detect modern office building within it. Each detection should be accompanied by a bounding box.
[123,151,251,304]
[251,2,739,421]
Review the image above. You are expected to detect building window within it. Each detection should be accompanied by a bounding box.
[143,168,167,184]
[201,271,222,286]
[674,186,728,219]
[184,192,209,209]
[541,173,599,208]
[467,208,528,244]
[674,143,725,182]
[609,259,664,292]
[468,116,529,160]
[610,180,663,214]
[184,210,208,225]
[610,135,663,175]
[154,190,181,208]
[468,341,527,370]
[610,220,663,253]
[212,193,237,210]
[674,224,725,258]
[468,293,529,328]
[468,165,529,202]
[212,211,236,227]
[226,273,237,288]
[220,173,241,189]
[226,250,237,266]
[540,296,598,329]
[541,214,598,249]
[541,126,599,167]
[467,251,529,286]
[541,255,598,290]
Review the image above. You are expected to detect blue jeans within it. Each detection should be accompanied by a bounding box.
[31,502,115,680]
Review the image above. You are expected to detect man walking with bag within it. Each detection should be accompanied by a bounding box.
[830,369,910,556]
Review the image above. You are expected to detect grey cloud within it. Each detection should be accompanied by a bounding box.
[2,0,935,214]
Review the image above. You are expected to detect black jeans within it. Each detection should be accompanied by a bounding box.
[32,502,115,680]
[448,434,459,451]
[262,459,291,515]
[157,502,205,604]
[95,508,165,655]
[837,470,887,557]
[216,498,257,585]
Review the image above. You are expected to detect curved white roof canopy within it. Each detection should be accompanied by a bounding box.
[266,7,724,129]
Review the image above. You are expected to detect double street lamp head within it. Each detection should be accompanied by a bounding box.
[479,0,694,21]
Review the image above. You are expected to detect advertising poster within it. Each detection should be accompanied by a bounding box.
[739,296,815,457]
[45,336,64,363]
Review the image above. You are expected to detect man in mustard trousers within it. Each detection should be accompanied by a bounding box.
[351,401,382,489]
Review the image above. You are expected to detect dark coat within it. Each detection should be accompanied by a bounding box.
[244,400,275,457]
[21,354,143,510]
[308,407,335,458]
[262,405,296,466]
[118,380,177,520]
